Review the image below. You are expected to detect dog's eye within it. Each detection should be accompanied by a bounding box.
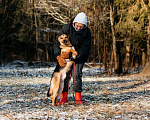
[60,37,63,39]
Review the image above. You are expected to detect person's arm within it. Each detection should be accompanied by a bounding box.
[71,28,91,60]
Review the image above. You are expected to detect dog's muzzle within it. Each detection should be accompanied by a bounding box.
[63,40,67,45]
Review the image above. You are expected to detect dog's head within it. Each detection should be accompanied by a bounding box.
[58,34,72,47]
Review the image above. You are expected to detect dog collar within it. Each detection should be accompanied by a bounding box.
[65,59,71,62]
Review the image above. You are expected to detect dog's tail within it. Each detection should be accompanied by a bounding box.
[47,87,52,97]
[47,74,53,97]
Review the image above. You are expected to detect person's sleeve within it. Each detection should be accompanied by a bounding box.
[76,28,91,59]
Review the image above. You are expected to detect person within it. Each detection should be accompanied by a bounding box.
[53,12,91,104]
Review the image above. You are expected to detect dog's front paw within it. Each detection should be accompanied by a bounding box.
[70,49,78,59]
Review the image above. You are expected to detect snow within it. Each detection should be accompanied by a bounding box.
[0,61,150,119]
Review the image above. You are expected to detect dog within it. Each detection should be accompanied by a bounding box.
[47,34,77,106]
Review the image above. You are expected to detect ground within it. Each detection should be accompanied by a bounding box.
[0,62,150,119]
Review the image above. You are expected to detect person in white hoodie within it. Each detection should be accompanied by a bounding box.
[53,12,91,105]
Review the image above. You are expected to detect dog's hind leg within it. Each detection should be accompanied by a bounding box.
[52,93,57,106]
[57,73,66,97]
[47,87,51,97]
[55,96,59,105]
[52,88,60,106]
[47,77,54,97]
[51,72,61,106]
[47,72,59,97]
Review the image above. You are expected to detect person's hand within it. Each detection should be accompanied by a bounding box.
[61,52,69,59]
[69,52,80,61]
[57,55,67,67]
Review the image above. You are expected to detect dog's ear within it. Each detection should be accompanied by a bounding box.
[58,35,61,40]
[66,35,69,40]
[58,35,63,43]
[58,35,62,39]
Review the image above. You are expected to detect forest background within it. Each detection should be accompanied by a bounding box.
[0,0,150,75]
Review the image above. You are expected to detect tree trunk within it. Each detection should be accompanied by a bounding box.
[141,11,150,75]
[141,61,150,75]
[46,30,49,62]
[93,1,96,64]
[142,50,146,66]
[109,49,114,74]
[147,14,150,62]
[33,0,40,61]
[125,43,130,72]
[110,5,118,73]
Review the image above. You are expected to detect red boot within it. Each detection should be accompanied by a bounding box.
[75,92,83,104]
[58,92,68,105]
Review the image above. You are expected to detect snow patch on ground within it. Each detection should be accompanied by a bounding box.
[0,62,150,119]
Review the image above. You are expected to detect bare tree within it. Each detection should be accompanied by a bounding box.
[35,0,69,25]
[110,4,118,73]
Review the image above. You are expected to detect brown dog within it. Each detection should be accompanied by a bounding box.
[47,34,77,106]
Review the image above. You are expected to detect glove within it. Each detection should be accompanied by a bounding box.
[57,55,67,67]
[69,52,80,61]
[61,52,69,59]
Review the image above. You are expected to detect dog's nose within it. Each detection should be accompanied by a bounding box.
[63,40,67,45]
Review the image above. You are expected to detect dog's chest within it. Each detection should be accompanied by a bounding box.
[61,46,75,53]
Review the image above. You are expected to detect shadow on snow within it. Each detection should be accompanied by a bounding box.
[0,78,149,113]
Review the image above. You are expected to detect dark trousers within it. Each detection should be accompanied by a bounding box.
[62,62,84,92]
